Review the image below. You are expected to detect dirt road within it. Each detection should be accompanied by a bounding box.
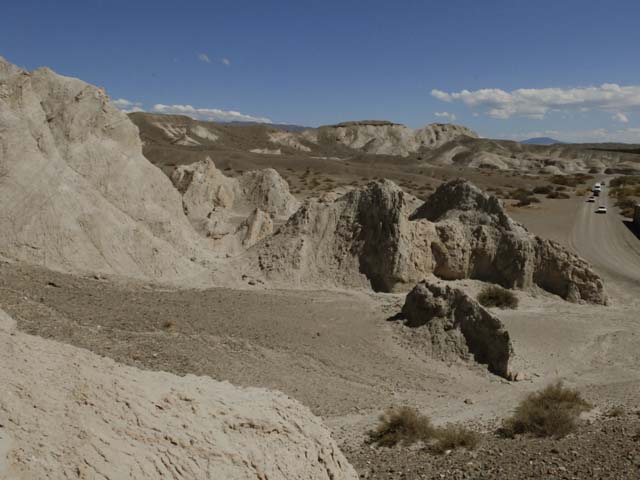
[570,183,640,292]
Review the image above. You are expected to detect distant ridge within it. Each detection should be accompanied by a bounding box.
[521,137,565,145]
[226,121,309,132]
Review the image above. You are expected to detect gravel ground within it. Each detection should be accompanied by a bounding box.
[344,411,640,479]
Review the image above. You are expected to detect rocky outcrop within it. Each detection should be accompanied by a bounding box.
[248,180,434,291]
[401,281,513,378]
[268,131,311,152]
[244,179,607,304]
[0,309,357,479]
[302,122,477,157]
[411,180,608,304]
[0,58,210,281]
[171,158,298,250]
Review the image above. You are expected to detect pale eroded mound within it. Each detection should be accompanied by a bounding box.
[0,58,209,281]
[171,158,299,251]
[0,310,357,479]
[301,121,477,157]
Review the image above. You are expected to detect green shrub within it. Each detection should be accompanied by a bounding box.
[501,382,591,438]
[477,285,519,309]
[368,407,436,447]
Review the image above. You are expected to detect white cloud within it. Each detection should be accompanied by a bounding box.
[510,127,640,143]
[434,111,456,121]
[221,57,230,66]
[612,112,629,123]
[152,104,272,123]
[431,84,640,119]
[197,53,211,64]
[112,98,144,113]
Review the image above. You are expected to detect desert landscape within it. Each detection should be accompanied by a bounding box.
[1,38,640,480]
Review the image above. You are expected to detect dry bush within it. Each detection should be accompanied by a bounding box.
[431,425,481,454]
[369,407,480,453]
[607,406,624,418]
[477,285,519,309]
[610,175,640,188]
[162,320,175,330]
[368,407,435,447]
[532,185,553,195]
[550,174,593,188]
[546,191,571,199]
[501,382,591,438]
[510,188,534,199]
[516,196,541,206]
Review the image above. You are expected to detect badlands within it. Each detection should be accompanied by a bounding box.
[1,58,640,479]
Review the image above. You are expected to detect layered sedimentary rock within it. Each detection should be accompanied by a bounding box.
[299,121,477,157]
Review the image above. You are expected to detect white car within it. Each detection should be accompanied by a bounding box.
[587,196,596,203]
[595,206,607,214]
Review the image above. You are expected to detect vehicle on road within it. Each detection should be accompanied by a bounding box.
[595,206,607,214]
[587,196,596,203]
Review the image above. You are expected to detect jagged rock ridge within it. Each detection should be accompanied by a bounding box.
[243,179,607,304]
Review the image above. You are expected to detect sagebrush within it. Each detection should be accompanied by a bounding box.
[477,285,519,309]
[501,381,591,438]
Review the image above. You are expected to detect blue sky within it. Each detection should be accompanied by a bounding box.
[4,0,640,142]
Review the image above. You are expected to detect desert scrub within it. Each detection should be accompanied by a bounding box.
[546,190,571,199]
[550,174,593,187]
[609,178,640,216]
[532,185,553,195]
[477,285,519,309]
[368,407,480,453]
[431,425,481,454]
[368,407,436,447]
[501,381,591,438]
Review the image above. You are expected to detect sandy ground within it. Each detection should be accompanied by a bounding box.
[1,176,639,477]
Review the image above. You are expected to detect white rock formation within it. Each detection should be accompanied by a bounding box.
[242,179,607,304]
[268,131,311,152]
[0,309,357,479]
[171,158,299,251]
[0,58,210,281]
[306,121,477,157]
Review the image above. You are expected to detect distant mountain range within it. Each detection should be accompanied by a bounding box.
[520,137,565,145]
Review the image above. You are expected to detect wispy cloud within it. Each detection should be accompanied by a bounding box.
[197,53,211,64]
[612,112,629,123]
[434,111,456,121]
[510,127,640,143]
[221,57,230,66]
[432,84,640,119]
[112,98,144,113]
[152,104,272,123]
